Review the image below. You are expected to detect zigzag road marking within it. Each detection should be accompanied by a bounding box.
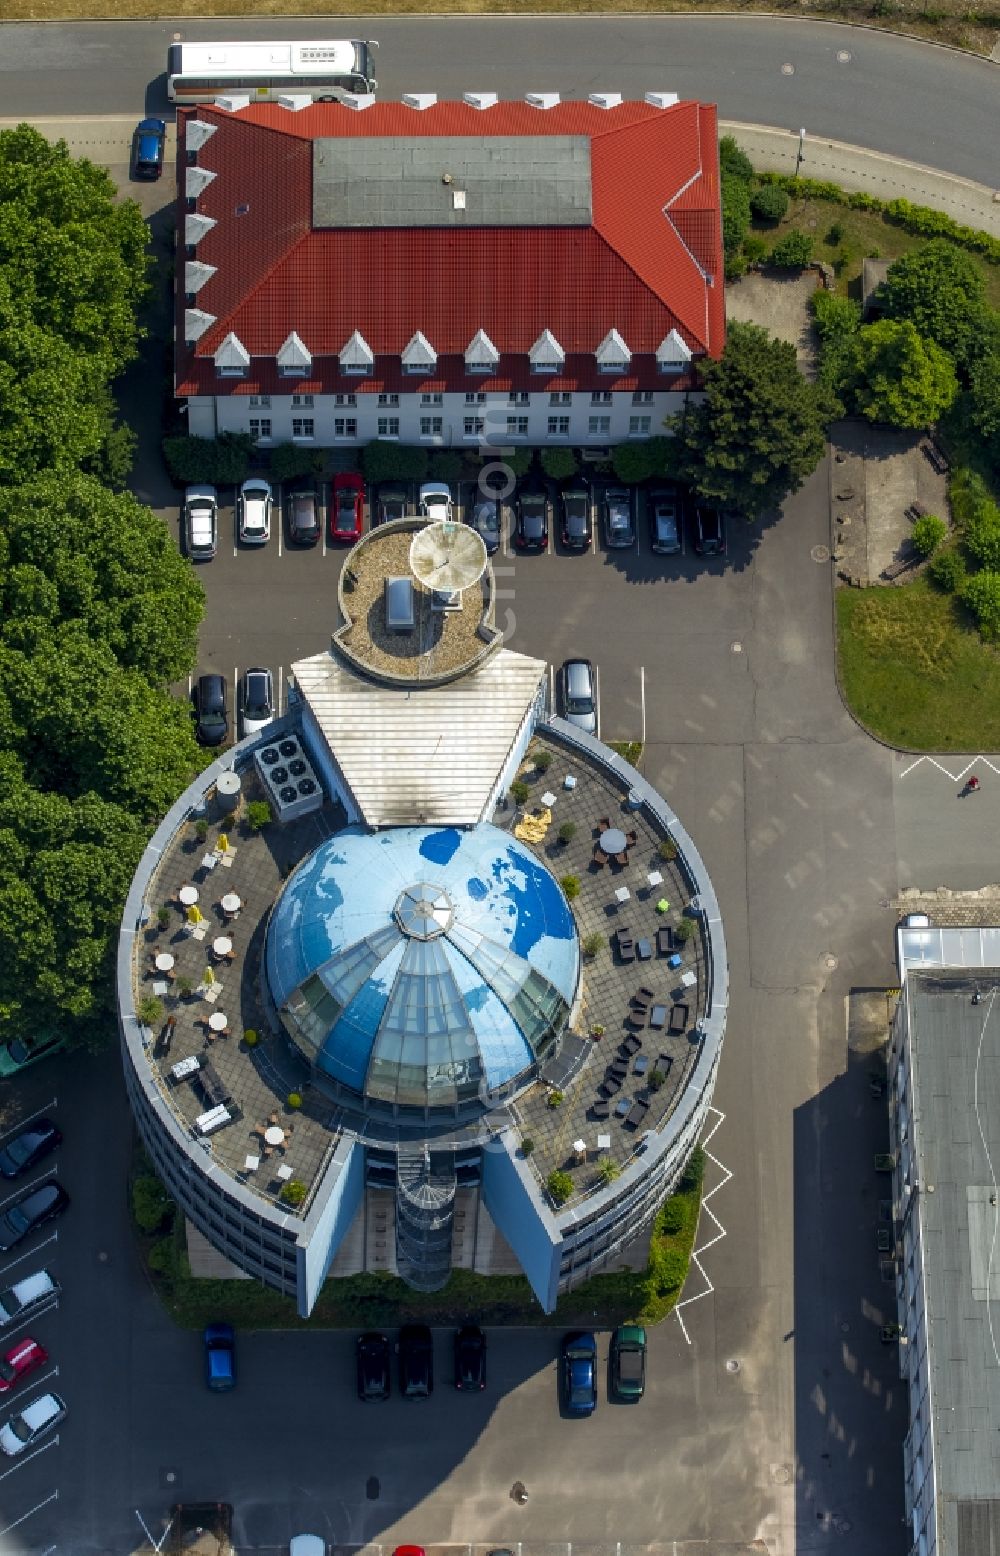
[674,1105,732,1346]
[899,755,1000,781]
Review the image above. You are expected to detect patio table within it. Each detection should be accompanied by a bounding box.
[600,828,627,856]
[178,885,199,907]
[155,953,175,972]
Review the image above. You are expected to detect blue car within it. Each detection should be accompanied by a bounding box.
[203,1322,236,1391]
[134,118,166,180]
[560,1331,597,1416]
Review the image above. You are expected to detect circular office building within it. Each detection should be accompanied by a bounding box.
[265,823,580,1113]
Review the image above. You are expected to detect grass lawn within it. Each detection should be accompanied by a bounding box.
[143,1148,705,1331]
[836,578,1000,750]
[761,199,1000,311]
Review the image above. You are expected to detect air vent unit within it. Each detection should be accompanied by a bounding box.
[253,734,324,823]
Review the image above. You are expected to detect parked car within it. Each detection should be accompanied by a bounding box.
[454,1324,486,1391]
[0,1035,65,1079]
[692,504,726,556]
[418,482,454,523]
[0,1182,69,1254]
[237,477,272,546]
[398,1323,433,1399]
[133,117,166,179]
[0,1118,62,1180]
[330,471,365,543]
[560,1331,598,1416]
[0,1270,60,1328]
[0,1391,66,1456]
[559,485,592,551]
[287,486,321,547]
[239,668,274,738]
[289,1538,326,1556]
[648,485,682,556]
[183,485,218,561]
[0,1338,48,1395]
[514,486,549,551]
[602,486,635,549]
[609,1323,647,1402]
[356,1331,391,1401]
[468,496,501,555]
[559,659,597,736]
[193,673,228,747]
[375,484,409,525]
[391,1548,426,1556]
[203,1322,236,1391]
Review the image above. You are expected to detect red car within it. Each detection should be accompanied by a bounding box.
[0,1337,47,1394]
[330,472,365,543]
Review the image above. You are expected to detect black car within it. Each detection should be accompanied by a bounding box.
[0,1119,62,1181]
[514,488,549,552]
[0,1182,69,1253]
[134,118,166,180]
[453,1324,486,1391]
[559,486,592,551]
[193,674,228,747]
[356,1331,391,1401]
[287,487,321,547]
[375,485,409,526]
[398,1323,433,1399]
[693,505,727,556]
[468,497,501,555]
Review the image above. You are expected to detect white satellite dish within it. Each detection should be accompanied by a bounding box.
[409,518,488,593]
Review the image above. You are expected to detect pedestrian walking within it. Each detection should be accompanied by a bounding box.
[968,775,981,793]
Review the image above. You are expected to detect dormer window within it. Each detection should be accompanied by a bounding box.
[214,331,250,380]
[656,328,692,375]
[595,328,631,376]
[465,328,500,377]
[529,329,565,377]
[277,330,312,379]
[339,329,374,378]
[401,330,437,377]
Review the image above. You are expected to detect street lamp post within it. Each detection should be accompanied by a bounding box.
[795,127,807,179]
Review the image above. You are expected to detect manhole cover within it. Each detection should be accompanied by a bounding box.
[825,954,838,969]
[732,640,744,654]
[837,48,852,61]
[725,1357,741,1373]
[781,62,795,74]
[811,545,830,562]
[366,1477,380,1500]
[159,1468,180,1489]
[770,1463,793,1485]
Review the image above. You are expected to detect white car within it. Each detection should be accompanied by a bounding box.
[418,482,454,523]
[239,668,274,737]
[183,484,218,560]
[289,1538,326,1556]
[238,478,272,545]
[0,1391,66,1456]
[0,1269,60,1327]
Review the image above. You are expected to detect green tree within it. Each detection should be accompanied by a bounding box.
[911,513,947,556]
[770,230,813,269]
[963,490,1000,570]
[0,319,110,482]
[811,291,862,397]
[427,450,464,483]
[546,1170,574,1207]
[878,239,985,365]
[851,319,958,429]
[718,135,754,184]
[670,322,839,517]
[268,442,316,483]
[540,447,578,481]
[967,310,1000,464]
[751,183,789,223]
[360,440,429,484]
[962,570,1000,641]
[721,171,751,259]
[612,436,674,485]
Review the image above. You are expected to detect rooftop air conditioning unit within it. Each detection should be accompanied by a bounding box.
[253,733,324,823]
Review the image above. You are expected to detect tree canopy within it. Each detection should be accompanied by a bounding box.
[670,322,839,517]
[850,319,958,429]
[878,239,985,366]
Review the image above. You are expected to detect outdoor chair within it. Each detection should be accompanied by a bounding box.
[635,986,655,1004]
[599,1077,622,1098]
[656,926,673,955]
[592,848,608,868]
[590,1100,611,1120]
[614,851,629,867]
[669,1003,689,1035]
[596,817,611,833]
[626,830,639,846]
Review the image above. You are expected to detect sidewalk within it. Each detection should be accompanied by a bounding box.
[722,119,1000,236]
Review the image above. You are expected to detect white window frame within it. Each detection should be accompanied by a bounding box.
[292,393,314,409]
[549,391,571,406]
[420,392,443,406]
[278,364,308,379]
[378,393,400,408]
[547,415,570,437]
[628,416,652,437]
[506,415,529,438]
[249,418,272,441]
[508,390,529,406]
[632,390,654,405]
[588,415,611,436]
[464,416,485,437]
[377,416,400,438]
[292,417,315,440]
[335,393,358,406]
[590,391,613,405]
[249,395,271,409]
[342,364,371,378]
[420,416,443,438]
[531,361,560,376]
[334,417,358,439]
[217,365,246,379]
[465,392,487,405]
[599,360,628,377]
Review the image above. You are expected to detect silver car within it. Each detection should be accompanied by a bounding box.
[239,667,274,737]
[238,478,272,545]
[560,659,597,735]
[184,485,218,560]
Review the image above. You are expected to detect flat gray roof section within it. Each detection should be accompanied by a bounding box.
[312,136,593,228]
[906,969,1000,1542]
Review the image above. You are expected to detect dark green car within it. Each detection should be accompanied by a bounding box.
[610,1324,646,1402]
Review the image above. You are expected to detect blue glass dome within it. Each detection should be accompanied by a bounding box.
[265,824,580,1110]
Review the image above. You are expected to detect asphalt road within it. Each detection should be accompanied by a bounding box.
[0,16,997,185]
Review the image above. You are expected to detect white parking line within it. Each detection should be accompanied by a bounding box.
[548,663,555,715]
[278,665,284,717]
[0,1100,58,1146]
[0,1434,59,1482]
[640,665,646,746]
[0,1168,58,1213]
[595,663,602,740]
[898,754,1000,781]
[0,1295,59,1341]
[0,1489,59,1539]
[0,1232,58,1276]
[674,1105,732,1346]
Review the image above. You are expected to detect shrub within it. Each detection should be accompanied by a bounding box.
[520,1136,535,1157]
[268,441,315,483]
[751,183,789,223]
[912,513,947,557]
[176,976,193,998]
[287,1091,303,1109]
[832,243,856,277]
[156,906,171,929]
[811,290,862,395]
[963,494,1000,570]
[162,432,254,486]
[770,230,813,269]
[194,818,209,841]
[673,917,695,943]
[132,1173,174,1232]
[137,995,163,1026]
[361,440,429,485]
[721,171,751,259]
[547,1090,564,1109]
[583,931,605,958]
[590,1023,606,1037]
[547,1169,574,1206]
[929,548,966,592]
[558,821,577,845]
[611,436,673,486]
[560,875,581,901]
[660,1197,687,1235]
[598,1158,621,1185]
[510,779,530,805]
[963,572,1000,640]
[147,1238,176,1277]
[719,135,754,184]
[428,450,463,483]
[243,1028,259,1047]
[534,748,553,773]
[540,447,578,481]
[647,1242,688,1298]
[648,1069,668,1093]
[658,837,679,861]
[724,250,749,282]
[742,234,769,266]
[279,1179,307,1208]
[827,220,846,244]
[246,800,272,832]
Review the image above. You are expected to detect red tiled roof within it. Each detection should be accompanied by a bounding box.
[176,99,724,398]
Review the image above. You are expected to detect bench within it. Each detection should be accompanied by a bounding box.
[921,438,950,474]
[669,1002,689,1035]
[881,548,918,582]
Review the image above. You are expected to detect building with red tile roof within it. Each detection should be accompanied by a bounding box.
[177,93,724,452]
